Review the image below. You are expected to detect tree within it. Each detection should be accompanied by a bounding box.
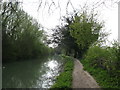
[2,2,22,61]
[70,11,103,51]
[52,16,81,58]
[52,9,105,58]
[2,2,50,63]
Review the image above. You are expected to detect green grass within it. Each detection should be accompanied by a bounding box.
[80,45,120,89]
[81,59,120,89]
[51,56,74,88]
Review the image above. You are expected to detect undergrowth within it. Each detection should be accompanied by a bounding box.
[81,44,120,89]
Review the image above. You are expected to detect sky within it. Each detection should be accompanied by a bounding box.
[118,2,120,42]
[4,0,120,45]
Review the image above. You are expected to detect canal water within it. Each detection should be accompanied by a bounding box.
[2,55,64,88]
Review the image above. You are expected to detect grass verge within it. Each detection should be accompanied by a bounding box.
[50,55,74,88]
[81,59,120,89]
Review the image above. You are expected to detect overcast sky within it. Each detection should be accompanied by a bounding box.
[4,0,119,45]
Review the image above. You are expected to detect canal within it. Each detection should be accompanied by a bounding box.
[2,55,64,88]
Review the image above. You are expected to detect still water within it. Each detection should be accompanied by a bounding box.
[2,55,64,88]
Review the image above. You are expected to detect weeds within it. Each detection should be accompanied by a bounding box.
[81,42,120,88]
[51,56,74,88]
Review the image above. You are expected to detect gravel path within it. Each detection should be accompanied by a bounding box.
[72,59,100,88]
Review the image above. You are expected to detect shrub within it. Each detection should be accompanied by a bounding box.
[82,43,120,88]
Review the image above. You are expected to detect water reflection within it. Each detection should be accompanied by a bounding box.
[2,55,64,88]
[41,59,62,88]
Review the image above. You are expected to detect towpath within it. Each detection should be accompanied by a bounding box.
[72,59,100,88]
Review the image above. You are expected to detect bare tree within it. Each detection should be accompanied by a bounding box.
[37,0,120,14]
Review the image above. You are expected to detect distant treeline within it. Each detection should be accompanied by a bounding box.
[2,2,53,63]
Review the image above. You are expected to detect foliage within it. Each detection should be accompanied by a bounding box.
[2,2,51,63]
[52,10,105,58]
[81,59,119,88]
[52,24,80,58]
[84,46,113,70]
[51,56,74,88]
[70,11,104,50]
[81,42,120,88]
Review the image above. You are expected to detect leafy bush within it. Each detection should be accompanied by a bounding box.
[85,46,116,72]
[82,60,119,88]
[82,43,120,88]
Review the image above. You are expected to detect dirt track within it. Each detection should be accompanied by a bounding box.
[72,59,100,88]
